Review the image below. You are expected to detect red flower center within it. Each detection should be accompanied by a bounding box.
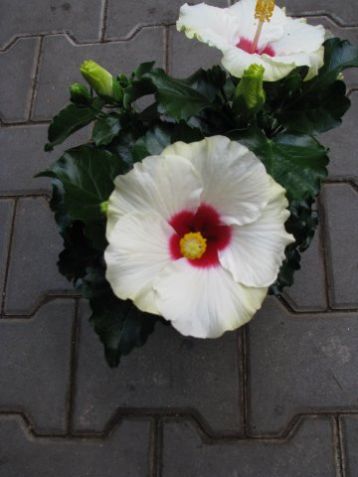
[236,37,275,57]
[169,204,232,268]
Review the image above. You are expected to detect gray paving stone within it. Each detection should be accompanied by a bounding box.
[0,200,14,307]
[248,298,358,435]
[323,93,358,183]
[105,0,229,40]
[277,0,358,25]
[33,31,165,120]
[342,415,358,477]
[162,418,335,477]
[4,198,72,315]
[0,0,103,48]
[0,416,150,477]
[322,184,358,308]
[0,124,91,196]
[283,226,327,311]
[0,38,39,123]
[0,300,74,433]
[168,26,222,78]
[73,301,241,434]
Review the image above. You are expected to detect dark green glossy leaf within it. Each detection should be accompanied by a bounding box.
[45,99,103,150]
[234,129,328,200]
[43,145,121,221]
[78,267,158,367]
[278,80,350,134]
[92,115,121,146]
[131,125,171,161]
[146,69,212,121]
[310,38,358,89]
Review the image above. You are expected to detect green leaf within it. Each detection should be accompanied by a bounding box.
[311,38,358,89]
[45,99,103,150]
[78,267,158,367]
[146,69,212,121]
[271,199,319,293]
[278,80,350,134]
[131,125,171,161]
[92,115,121,146]
[234,129,328,200]
[43,145,121,222]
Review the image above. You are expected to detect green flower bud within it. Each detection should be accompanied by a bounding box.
[80,60,114,98]
[100,200,109,216]
[234,64,266,112]
[69,82,91,104]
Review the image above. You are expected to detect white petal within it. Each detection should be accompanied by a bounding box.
[219,179,294,287]
[177,3,239,52]
[107,154,202,240]
[272,19,325,55]
[228,0,286,46]
[154,260,268,338]
[221,45,296,81]
[163,135,272,226]
[105,212,173,314]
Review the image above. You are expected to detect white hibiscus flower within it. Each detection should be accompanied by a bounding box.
[177,0,325,81]
[105,136,294,339]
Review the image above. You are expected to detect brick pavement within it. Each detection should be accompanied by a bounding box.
[0,1,357,475]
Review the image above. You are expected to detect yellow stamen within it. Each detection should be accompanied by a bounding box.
[251,0,275,53]
[180,232,207,260]
[255,0,275,22]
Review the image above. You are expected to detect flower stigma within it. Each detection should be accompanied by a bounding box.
[180,232,207,260]
[251,0,275,53]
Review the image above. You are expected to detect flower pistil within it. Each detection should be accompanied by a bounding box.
[180,232,207,260]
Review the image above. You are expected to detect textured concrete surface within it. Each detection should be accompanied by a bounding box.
[0,0,357,476]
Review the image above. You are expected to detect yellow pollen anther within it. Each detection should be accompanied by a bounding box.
[180,232,207,260]
[255,0,275,22]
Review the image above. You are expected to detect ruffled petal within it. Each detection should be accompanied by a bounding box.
[228,0,286,46]
[106,154,202,240]
[222,45,296,81]
[105,212,173,314]
[272,19,325,55]
[219,179,294,287]
[162,136,272,226]
[177,3,239,52]
[154,260,268,338]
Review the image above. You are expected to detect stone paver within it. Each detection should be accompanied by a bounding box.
[73,302,241,434]
[4,198,72,315]
[0,38,39,123]
[0,200,14,308]
[162,418,336,477]
[0,0,358,474]
[168,26,222,78]
[0,300,74,433]
[322,184,358,308]
[0,125,91,196]
[283,226,327,311]
[0,0,104,48]
[281,0,358,25]
[33,31,165,120]
[248,298,358,435]
[342,415,358,477]
[324,93,358,183]
[105,0,229,40]
[0,416,150,477]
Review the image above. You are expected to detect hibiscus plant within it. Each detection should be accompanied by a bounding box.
[38,0,358,367]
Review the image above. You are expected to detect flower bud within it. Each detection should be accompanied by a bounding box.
[80,60,114,98]
[100,200,109,216]
[69,82,91,104]
[234,64,266,112]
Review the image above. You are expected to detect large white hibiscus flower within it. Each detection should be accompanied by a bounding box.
[105,136,294,339]
[177,0,325,81]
